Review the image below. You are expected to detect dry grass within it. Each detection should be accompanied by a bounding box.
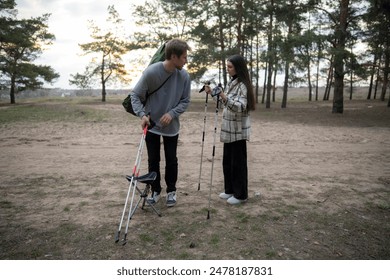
[0,88,389,260]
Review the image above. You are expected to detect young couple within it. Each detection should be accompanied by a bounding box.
[131,39,255,207]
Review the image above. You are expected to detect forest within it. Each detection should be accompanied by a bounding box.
[130,0,390,113]
[1,0,390,112]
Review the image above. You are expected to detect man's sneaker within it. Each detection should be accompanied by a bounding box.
[219,192,233,199]
[147,191,160,205]
[166,191,177,207]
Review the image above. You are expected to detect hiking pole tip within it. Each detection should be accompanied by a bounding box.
[114,231,120,243]
[122,234,128,246]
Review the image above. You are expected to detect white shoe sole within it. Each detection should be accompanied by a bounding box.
[227,196,247,205]
[219,193,233,199]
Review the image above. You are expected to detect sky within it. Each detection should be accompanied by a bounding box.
[16,0,146,89]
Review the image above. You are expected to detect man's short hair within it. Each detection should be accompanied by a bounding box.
[165,39,191,60]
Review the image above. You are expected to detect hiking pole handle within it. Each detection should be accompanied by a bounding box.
[211,83,223,97]
[199,81,210,93]
[142,113,156,132]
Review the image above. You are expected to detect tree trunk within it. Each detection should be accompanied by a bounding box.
[367,65,374,100]
[367,52,377,99]
[262,62,267,104]
[349,69,353,100]
[374,63,381,99]
[307,9,312,102]
[266,0,274,109]
[333,65,344,114]
[380,48,389,101]
[325,65,334,101]
[282,59,289,108]
[101,54,106,102]
[323,57,333,101]
[349,44,353,100]
[281,0,296,108]
[255,33,260,104]
[272,70,277,102]
[10,75,16,104]
[217,0,227,86]
[332,0,349,114]
[308,60,312,101]
[315,46,320,101]
[380,75,388,101]
[266,61,273,108]
[102,82,106,102]
[236,0,243,53]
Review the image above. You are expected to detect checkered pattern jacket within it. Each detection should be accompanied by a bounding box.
[217,78,251,143]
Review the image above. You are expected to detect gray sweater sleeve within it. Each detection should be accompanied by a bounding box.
[130,66,153,119]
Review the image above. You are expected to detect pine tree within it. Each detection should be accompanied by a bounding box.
[0,0,59,104]
[69,6,130,102]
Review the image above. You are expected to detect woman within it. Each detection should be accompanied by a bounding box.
[205,54,256,205]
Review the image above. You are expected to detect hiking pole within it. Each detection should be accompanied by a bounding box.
[122,125,147,245]
[115,117,154,244]
[207,84,222,219]
[198,82,210,191]
[114,125,147,244]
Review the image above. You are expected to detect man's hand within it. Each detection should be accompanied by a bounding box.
[141,115,150,129]
[160,113,172,127]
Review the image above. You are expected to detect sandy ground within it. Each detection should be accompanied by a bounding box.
[0,88,389,259]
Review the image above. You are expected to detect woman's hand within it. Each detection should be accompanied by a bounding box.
[204,84,227,102]
[204,84,212,95]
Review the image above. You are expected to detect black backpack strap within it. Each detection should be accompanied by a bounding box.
[146,74,172,99]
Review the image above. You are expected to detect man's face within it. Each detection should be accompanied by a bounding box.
[172,50,188,70]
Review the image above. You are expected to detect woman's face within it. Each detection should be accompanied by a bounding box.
[227,61,236,77]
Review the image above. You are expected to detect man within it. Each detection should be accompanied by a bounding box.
[131,39,191,207]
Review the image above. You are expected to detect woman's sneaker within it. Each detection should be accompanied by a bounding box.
[166,191,177,207]
[147,192,160,205]
[227,196,247,205]
[219,192,233,199]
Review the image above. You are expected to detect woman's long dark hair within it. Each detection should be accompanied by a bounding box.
[227,54,256,111]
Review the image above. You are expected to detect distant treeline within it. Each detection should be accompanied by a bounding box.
[0,89,131,100]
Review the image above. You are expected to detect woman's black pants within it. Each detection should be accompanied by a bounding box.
[222,140,248,200]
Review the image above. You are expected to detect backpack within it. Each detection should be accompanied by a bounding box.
[148,42,166,65]
[122,42,168,115]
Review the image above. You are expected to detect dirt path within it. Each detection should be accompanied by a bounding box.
[0,96,389,259]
